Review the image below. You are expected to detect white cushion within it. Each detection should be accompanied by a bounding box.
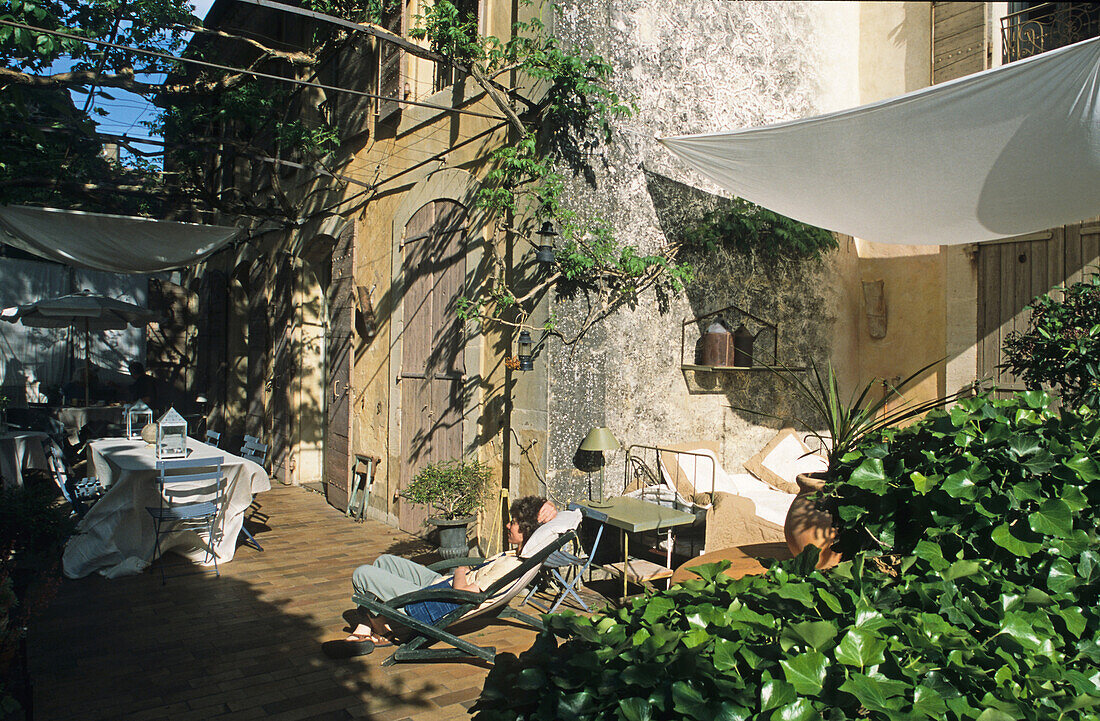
[520,509,582,558]
[744,428,827,494]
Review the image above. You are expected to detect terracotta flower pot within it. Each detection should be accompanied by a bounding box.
[783,471,839,569]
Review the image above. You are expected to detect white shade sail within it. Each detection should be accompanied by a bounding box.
[0,205,244,272]
[659,37,1100,246]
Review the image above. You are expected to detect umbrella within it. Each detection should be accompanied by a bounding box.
[0,290,158,406]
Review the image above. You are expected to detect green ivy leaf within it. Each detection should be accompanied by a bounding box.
[713,638,740,672]
[1007,433,1043,457]
[838,673,906,713]
[618,697,652,721]
[991,523,1042,557]
[760,679,797,712]
[1047,557,1077,595]
[1028,498,1072,538]
[771,698,820,721]
[834,628,887,669]
[941,470,978,500]
[1064,453,1100,481]
[779,650,828,695]
[784,620,839,651]
[848,459,888,493]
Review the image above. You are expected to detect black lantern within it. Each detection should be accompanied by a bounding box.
[517,330,534,371]
[535,220,557,264]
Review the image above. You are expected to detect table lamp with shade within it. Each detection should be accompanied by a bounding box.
[579,426,620,504]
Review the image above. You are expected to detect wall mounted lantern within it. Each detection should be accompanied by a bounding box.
[535,220,557,265]
[517,330,534,371]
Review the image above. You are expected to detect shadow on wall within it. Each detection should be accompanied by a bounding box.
[643,168,840,430]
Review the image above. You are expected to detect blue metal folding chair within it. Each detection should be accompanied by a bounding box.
[237,435,268,551]
[147,457,225,584]
[522,523,604,613]
[204,430,221,448]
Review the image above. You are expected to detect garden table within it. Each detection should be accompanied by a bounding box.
[0,430,49,488]
[62,437,271,578]
[571,497,695,603]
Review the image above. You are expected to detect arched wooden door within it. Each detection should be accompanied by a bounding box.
[324,224,355,510]
[398,200,467,534]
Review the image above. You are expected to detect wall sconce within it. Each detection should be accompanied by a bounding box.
[517,330,534,371]
[535,220,557,265]
[579,426,620,504]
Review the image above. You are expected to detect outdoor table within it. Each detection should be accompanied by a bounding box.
[62,436,271,579]
[0,430,50,488]
[53,404,127,444]
[570,496,695,603]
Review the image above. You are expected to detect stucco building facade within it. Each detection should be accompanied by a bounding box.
[183,1,1099,549]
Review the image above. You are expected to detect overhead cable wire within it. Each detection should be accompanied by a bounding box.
[0,19,509,121]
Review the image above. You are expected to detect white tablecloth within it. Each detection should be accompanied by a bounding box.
[0,431,50,488]
[62,437,271,579]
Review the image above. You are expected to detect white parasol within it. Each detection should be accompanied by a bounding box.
[1,290,157,406]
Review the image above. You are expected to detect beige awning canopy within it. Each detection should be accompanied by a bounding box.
[0,205,244,272]
[659,37,1100,246]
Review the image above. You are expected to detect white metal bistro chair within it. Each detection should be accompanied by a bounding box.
[146,457,226,584]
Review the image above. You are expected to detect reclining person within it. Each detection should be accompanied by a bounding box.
[324,495,558,658]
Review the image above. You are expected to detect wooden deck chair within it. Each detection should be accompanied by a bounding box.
[352,530,578,666]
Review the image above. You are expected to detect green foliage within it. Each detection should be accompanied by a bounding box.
[828,391,1100,578]
[684,197,838,261]
[474,391,1100,721]
[1001,272,1100,408]
[401,458,494,520]
[409,0,482,64]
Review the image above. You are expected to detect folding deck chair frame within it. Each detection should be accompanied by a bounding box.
[351,530,578,666]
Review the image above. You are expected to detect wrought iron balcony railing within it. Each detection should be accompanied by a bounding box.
[1001,2,1100,63]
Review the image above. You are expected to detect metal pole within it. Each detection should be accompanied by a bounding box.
[84,318,90,407]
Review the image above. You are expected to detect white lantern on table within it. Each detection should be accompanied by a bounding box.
[125,401,153,440]
[155,407,188,459]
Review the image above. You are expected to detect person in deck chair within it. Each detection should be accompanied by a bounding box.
[323,495,571,658]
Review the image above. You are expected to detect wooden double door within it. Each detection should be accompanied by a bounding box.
[398,200,468,533]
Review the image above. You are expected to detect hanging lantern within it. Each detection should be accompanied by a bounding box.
[125,400,153,440]
[517,330,534,371]
[156,407,189,459]
[535,220,557,265]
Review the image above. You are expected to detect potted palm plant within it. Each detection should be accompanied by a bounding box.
[401,459,494,559]
[738,358,961,568]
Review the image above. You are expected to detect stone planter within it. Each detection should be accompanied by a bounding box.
[783,471,839,570]
[428,515,475,560]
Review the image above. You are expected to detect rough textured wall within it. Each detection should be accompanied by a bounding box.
[542,0,854,501]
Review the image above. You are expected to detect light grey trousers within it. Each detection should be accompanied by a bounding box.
[352,554,443,602]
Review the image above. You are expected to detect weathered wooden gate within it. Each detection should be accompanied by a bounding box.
[977,220,1100,394]
[398,200,467,534]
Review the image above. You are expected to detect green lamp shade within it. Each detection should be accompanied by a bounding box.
[579,426,620,452]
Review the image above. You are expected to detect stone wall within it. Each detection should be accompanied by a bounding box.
[540,1,858,500]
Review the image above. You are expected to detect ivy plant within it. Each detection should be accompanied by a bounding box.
[1001,272,1100,408]
[683,197,838,262]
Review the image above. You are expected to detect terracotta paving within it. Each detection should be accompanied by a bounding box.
[28,485,586,721]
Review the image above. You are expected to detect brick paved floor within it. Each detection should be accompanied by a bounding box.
[28,485,587,721]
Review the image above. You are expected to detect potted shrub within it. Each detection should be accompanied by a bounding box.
[738,358,961,567]
[401,459,494,559]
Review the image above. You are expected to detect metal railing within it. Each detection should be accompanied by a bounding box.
[1001,2,1100,63]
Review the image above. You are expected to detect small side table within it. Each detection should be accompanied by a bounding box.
[669,541,792,586]
[571,497,696,603]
